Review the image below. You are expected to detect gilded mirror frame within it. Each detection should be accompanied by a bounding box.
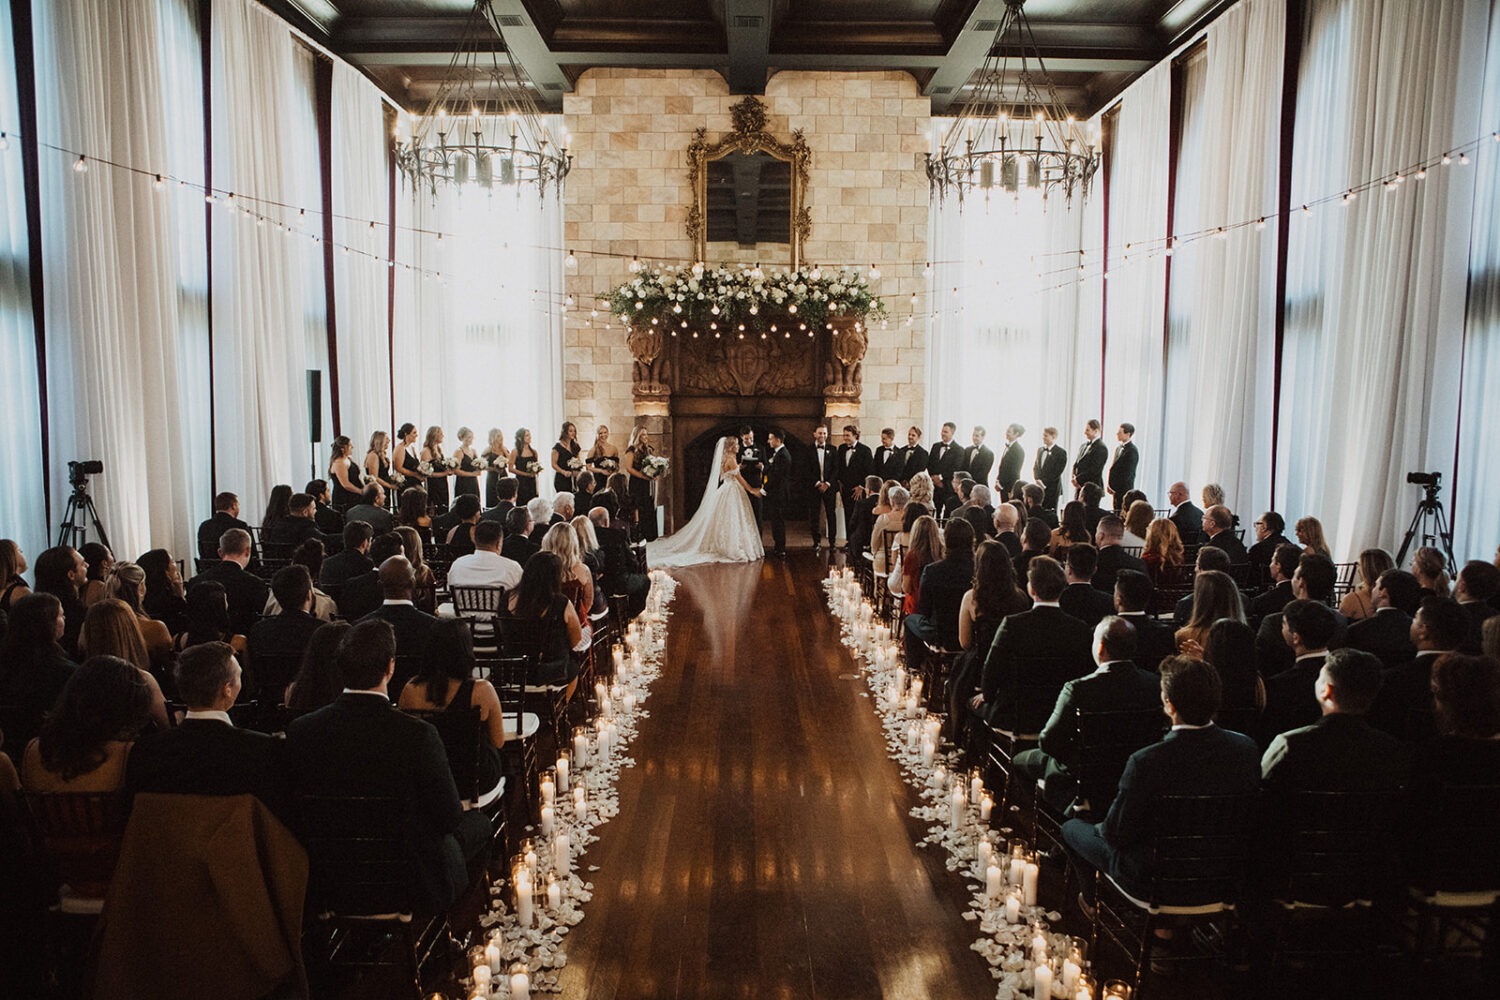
[686,96,811,268]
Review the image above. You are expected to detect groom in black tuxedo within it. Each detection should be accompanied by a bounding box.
[805,425,839,554]
[873,427,903,481]
[764,429,791,558]
[738,425,764,528]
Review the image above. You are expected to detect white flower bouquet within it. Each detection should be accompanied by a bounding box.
[642,455,670,480]
[596,457,619,472]
[473,456,490,471]
[418,461,434,475]
[567,457,584,471]
[524,460,543,475]
[445,456,460,469]
[393,472,407,485]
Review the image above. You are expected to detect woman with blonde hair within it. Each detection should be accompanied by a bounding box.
[1142,518,1187,585]
[453,426,482,502]
[624,427,657,541]
[1174,570,1247,653]
[543,523,594,648]
[1295,516,1332,559]
[1123,500,1153,546]
[586,425,621,477]
[77,600,169,730]
[906,470,934,510]
[102,563,172,665]
[1339,548,1395,621]
[1412,546,1451,598]
[901,514,943,616]
[364,430,399,495]
[420,426,453,511]
[871,485,910,575]
[483,427,510,507]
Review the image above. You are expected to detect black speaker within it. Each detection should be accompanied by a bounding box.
[307,370,323,443]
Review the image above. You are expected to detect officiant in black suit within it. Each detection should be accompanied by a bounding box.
[738,425,765,528]
[963,426,995,489]
[900,426,929,485]
[763,429,791,557]
[804,425,840,553]
[995,423,1026,500]
[873,428,904,481]
[1033,427,1068,512]
[1107,423,1140,512]
[837,425,872,533]
[926,422,962,509]
[1072,419,1107,499]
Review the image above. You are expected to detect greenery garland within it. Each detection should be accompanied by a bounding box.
[604,263,888,332]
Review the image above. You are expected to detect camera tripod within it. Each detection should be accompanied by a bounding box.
[1395,485,1455,573]
[56,483,112,551]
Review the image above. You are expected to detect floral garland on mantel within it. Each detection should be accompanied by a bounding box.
[603,263,888,334]
[458,570,678,1000]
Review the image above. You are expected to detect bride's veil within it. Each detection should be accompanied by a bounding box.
[707,436,730,485]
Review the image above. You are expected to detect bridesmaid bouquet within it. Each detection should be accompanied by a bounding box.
[418,461,434,475]
[524,460,544,475]
[393,473,407,485]
[596,457,619,472]
[642,455,670,479]
[445,456,460,469]
[567,457,584,471]
[473,456,490,471]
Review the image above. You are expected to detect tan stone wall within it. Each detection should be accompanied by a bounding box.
[563,68,930,442]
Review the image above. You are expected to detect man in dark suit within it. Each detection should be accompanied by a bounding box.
[1033,427,1068,512]
[1021,483,1058,530]
[925,422,962,510]
[1014,617,1162,810]
[992,503,1023,559]
[836,424,872,537]
[959,484,996,541]
[1093,515,1147,592]
[1166,481,1204,546]
[963,425,995,492]
[847,475,884,560]
[1259,600,1339,746]
[1248,543,1300,625]
[284,620,489,913]
[1071,419,1107,500]
[1256,554,1346,677]
[344,483,395,534]
[320,520,375,590]
[197,492,252,563]
[189,528,269,636]
[1246,510,1290,579]
[305,479,344,535]
[1114,570,1174,673]
[902,519,977,665]
[1201,504,1248,563]
[500,506,540,567]
[590,507,650,618]
[1059,545,1114,628]
[338,532,404,621]
[1347,569,1421,668]
[900,425,929,485]
[804,425,839,554]
[245,566,323,701]
[1455,560,1500,653]
[1080,483,1107,536]
[764,429,792,557]
[1106,423,1139,513]
[872,427,904,482]
[1063,656,1260,905]
[1369,597,1468,741]
[125,641,286,820]
[359,556,437,695]
[994,423,1026,501]
[972,556,1094,733]
[480,477,519,524]
[267,492,338,549]
[738,425,765,529]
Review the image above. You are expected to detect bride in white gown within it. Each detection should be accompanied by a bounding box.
[646,436,765,567]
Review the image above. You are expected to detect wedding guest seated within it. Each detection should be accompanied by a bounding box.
[1122,501,1153,548]
[959,484,996,540]
[1174,546,1234,627]
[551,492,575,527]
[246,567,324,701]
[263,540,338,621]
[197,492,248,562]
[971,556,1093,732]
[898,514,941,613]
[1347,569,1421,668]
[573,472,597,517]
[1015,518,1053,581]
[501,506,540,567]
[339,533,407,621]
[992,502,1022,560]
[946,541,1031,739]
[395,527,438,615]
[1201,504,1248,563]
[1454,560,1500,653]
[1113,570,1175,673]
[1189,619,1264,732]
[1339,548,1395,622]
[1016,483,1052,531]
[305,479,344,534]
[397,619,506,801]
[1247,511,1291,580]
[1410,546,1451,599]
[444,494,483,557]
[870,485,910,574]
[1255,553,1346,676]
[284,622,350,713]
[1370,597,1468,741]
[1259,600,1339,746]
[33,546,88,658]
[439,521,522,619]
[359,556,437,696]
[21,655,156,795]
[1049,501,1091,559]
[1295,516,1332,559]
[1141,517,1186,587]
[397,487,434,545]
[78,543,114,607]
[1093,515,1147,592]
[1059,545,1114,628]
[265,488,327,547]
[102,563,173,668]
[341,483,394,535]
[1249,545,1300,627]
[542,524,594,650]
[526,497,553,535]
[0,538,33,614]
[319,521,374,591]
[1166,482,1204,546]
[137,548,190,636]
[79,601,169,728]
[174,582,247,661]
[570,516,609,617]
[903,518,977,666]
[0,594,76,754]
[1062,656,1260,907]
[590,508,649,619]
[602,472,633,527]
[188,529,268,637]
[1014,617,1160,812]
[847,475,883,559]
[480,477,520,524]
[502,552,584,693]
[284,620,490,914]
[124,642,286,819]
[1080,483,1107,536]
[1174,570,1246,653]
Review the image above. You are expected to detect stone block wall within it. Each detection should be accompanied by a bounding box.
[563,68,931,441]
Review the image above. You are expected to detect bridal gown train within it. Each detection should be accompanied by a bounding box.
[647,464,764,568]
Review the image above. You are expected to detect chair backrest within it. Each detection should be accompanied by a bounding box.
[1410,781,1500,894]
[451,586,507,618]
[1075,708,1167,816]
[1121,545,1144,559]
[1332,562,1359,598]
[298,794,412,917]
[1272,788,1403,906]
[401,706,484,802]
[995,654,1094,736]
[1143,792,1256,906]
[248,652,304,705]
[24,790,130,899]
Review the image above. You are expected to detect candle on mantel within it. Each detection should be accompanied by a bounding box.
[1023,862,1040,906]
[509,967,530,1000]
[540,772,555,805]
[556,753,570,794]
[1033,962,1053,1000]
[554,832,572,877]
[986,863,1004,901]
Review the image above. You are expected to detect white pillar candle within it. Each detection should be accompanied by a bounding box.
[986,863,1004,901]
[904,695,919,718]
[546,874,561,911]
[573,785,587,822]
[556,754,569,794]
[910,678,924,705]
[1023,862,1040,906]
[970,772,983,805]
[1032,929,1048,961]
[612,646,624,672]
[595,681,608,707]
[572,732,588,770]
[540,774,555,805]
[980,794,994,823]
[931,764,947,790]
[630,649,641,674]
[1005,891,1022,925]
[514,868,533,928]
[540,805,554,837]
[623,691,638,713]
[554,832,571,877]
[509,969,530,1000]
[1033,963,1052,1000]
[920,737,936,767]
[485,942,502,973]
[1009,856,1026,885]
[473,964,492,988]
[949,786,966,829]
[523,843,538,878]
[905,722,920,750]
[1062,958,1082,995]
[977,837,992,868]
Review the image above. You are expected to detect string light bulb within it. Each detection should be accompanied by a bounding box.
[0,131,9,150]
[628,255,641,273]
[153,174,165,191]
[566,250,577,269]
[867,263,881,280]
[73,155,88,173]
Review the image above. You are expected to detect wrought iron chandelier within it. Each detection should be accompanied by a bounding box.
[393,1,571,200]
[926,0,1100,208]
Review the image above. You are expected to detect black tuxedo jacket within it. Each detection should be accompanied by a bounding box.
[1203,530,1249,563]
[320,547,374,590]
[802,443,838,491]
[188,560,269,636]
[480,500,515,524]
[197,511,250,562]
[900,444,929,484]
[961,505,995,540]
[344,504,395,534]
[313,501,344,535]
[1083,505,1105,536]
[285,693,470,913]
[1093,545,1146,592]
[265,515,330,549]
[1247,531,1289,576]
[764,446,792,504]
[338,571,382,621]
[837,441,872,492]
[360,603,438,690]
[913,556,975,647]
[1034,445,1069,507]
[1261,712,1411,795]
[1107,440,1139,494]
[1072,439,1107,490]
[246,611,323,696]
[1171,502,1205,546]
[980,605,1094,733]
[1037,661,1163,772]
[1118,612,1177,673]
[1028,506,1060,530]
[1249,580,1295,623]
[925,440,962,487]
[126,718,288,822]
[1260,654,1327,747]
[873,444,904,481]
[1255,607,1347,678]
[1059,582,1115,628]
[995,441,1025,497]
[1370,651,1445,741]
[964,444,995,487]
[594,525,638,588]
[1346,608,1416,669]
[1461,601,1498,654]
[500,534,540,567]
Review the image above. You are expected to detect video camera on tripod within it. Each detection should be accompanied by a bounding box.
[56,459,111,549]
[68,459,104,489]
[1397,470,1454,572]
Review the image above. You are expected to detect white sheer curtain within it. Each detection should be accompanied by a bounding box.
[1276,0,1481,560]
[332,61,392,442]
[33,0,203,561]
[1101,63,1170,501]
[0,0,46,561]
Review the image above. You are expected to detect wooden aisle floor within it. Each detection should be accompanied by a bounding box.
[556,553,996,1000]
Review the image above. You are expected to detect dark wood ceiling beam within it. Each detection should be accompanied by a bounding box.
[726,0,775,93]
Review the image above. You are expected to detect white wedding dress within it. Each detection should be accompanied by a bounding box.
[646,439,765,567]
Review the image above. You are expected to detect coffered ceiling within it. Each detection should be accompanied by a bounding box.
[267,0,1234,116]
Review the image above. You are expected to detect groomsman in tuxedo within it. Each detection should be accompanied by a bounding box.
[837,425,872,537]
[1033,427,1068,512]
[926,422,962,509]
[763,429,791,557]
[963,426,995,489]
[1071,419,1107,499]
[804,425,840,553]
[873,427,903,482]
[1107,423,1139,513]
[738,425,765,528]
[900,426,929,485]
[995,423,1026,500]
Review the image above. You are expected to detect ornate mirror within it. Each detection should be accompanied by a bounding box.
[687,96,810,268]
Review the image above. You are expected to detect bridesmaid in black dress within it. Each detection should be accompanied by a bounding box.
[625,427,658,542]
[453,426,482,501]
[394,422,427,498]
[364,431,399,502]
[328,436,364,510]
[551,421,581,495]
[420,425,453,513]
[482,427,509,508]
[509,427,540,504]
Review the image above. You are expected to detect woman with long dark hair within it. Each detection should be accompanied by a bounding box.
[0,539,32,612]
[329,437,364,511]
[261,485,294,537]
[285,621,350,712]
[78,542,114,607]
[393,422,426,494]
[0,594,76,753]
[551,421,582,494]
[510,427,540,504]
[175,581,245,656]
[397,488,434,545]
[137,549,189,636]
[1049,501,1090,558]
[948,539,1031,738]
[20,656,156,793]
[398,619,506,797]
[503,552,582,691]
